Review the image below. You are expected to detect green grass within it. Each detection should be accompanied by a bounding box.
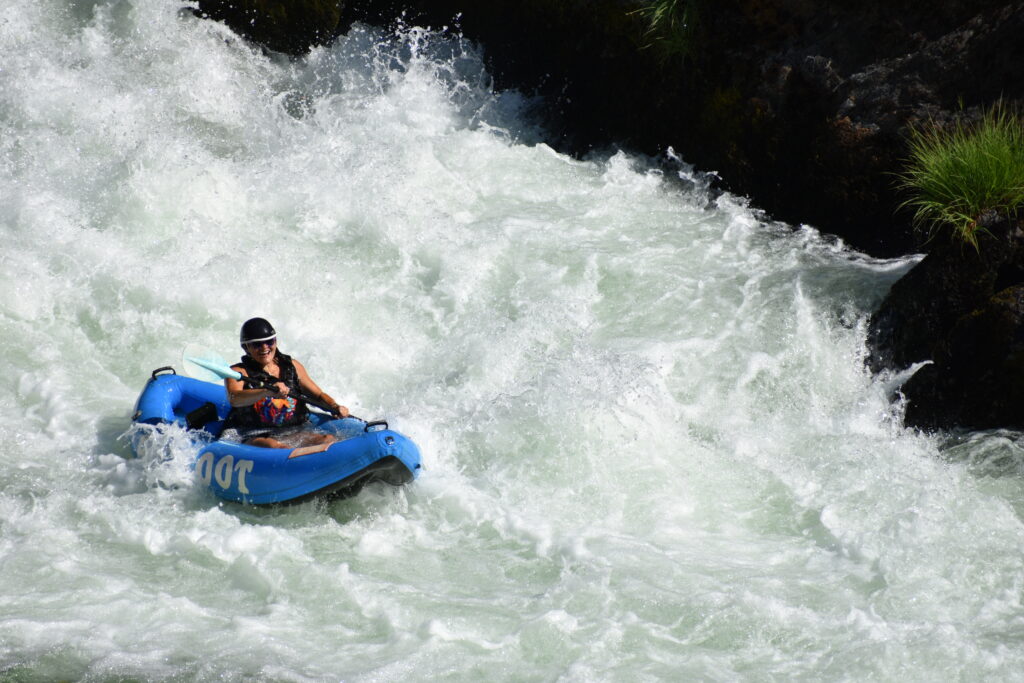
[631,0,700,62]
[898,104,1024,249]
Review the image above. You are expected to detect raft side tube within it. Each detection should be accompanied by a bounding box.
[132,372,230,432]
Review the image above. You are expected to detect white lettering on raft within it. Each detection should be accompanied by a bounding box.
[196,452,254,494]
[234,458,254,494]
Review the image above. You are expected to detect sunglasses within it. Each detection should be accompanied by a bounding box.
[247,338,276,349]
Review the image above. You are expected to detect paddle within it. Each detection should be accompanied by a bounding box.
[181,343,230,383]
[181,347,351,419]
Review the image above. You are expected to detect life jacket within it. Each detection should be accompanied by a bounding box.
[224,351,309,429]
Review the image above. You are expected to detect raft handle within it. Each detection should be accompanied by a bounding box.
[364,420,389,432]
[151,366,176,379]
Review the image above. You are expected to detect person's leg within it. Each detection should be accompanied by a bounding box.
[245,432,335,449]
[294,431,336,447]
[246,436,290,449]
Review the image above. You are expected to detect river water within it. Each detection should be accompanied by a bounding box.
[3,1,1024,680]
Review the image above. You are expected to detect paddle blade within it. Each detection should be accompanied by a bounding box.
[181,345,240,382]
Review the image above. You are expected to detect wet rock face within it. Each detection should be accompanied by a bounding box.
[194,0,346,56]
[901,284,1024,430]
[867,217,1024,430]
[867,242,1007,374]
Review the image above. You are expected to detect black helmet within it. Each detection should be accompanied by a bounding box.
[240,317,277,348]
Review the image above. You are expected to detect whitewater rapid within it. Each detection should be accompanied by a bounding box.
[3,1,1024,680]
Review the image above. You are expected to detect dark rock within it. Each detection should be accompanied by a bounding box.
[867,233,1017,372]
[867,216,1024,429]
[194,0,346,56]
[902,284,1024,430]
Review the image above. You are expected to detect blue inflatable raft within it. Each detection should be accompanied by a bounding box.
[130,367,421,505]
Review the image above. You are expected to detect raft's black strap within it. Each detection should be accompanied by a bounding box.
[186,402,219,430]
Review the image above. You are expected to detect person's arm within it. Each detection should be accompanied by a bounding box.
[225,368,288,407]
[294,360,349,417]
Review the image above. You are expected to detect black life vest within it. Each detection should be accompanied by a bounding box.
[224,351,309,429]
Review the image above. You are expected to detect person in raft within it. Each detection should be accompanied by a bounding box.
[222,317,349,449]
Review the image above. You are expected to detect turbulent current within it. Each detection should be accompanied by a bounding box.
[3,1,1024,680]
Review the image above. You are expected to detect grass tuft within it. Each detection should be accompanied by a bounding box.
[631,0,700,62]
[897,104,1024,250]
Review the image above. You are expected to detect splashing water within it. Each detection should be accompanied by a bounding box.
[3,1,1024,679]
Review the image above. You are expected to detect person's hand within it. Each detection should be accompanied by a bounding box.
[331,404,349,418]
[268,381,289,397]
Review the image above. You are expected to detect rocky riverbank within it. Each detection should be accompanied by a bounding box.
[192,0,1024,431]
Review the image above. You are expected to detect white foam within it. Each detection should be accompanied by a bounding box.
[1,1,1023,679]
